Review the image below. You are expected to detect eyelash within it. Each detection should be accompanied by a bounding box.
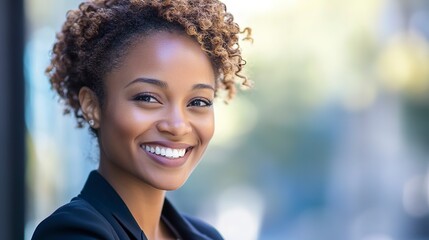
[187,98,213,108]
[132,94,212,108]
[132,93,160,103]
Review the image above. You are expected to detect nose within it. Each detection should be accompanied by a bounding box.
[156,107,192,137]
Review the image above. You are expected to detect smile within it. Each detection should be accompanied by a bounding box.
[141,145,187,159]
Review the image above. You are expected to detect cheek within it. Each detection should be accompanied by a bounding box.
[102,103,154,141]
[194,111,215,145]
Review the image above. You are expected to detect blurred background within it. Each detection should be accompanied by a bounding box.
[19,0,429,239]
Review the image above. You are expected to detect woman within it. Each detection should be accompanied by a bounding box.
[32,0,250,239]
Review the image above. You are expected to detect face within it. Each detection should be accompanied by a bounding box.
[92,32,215,190]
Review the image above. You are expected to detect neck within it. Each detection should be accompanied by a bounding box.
[98,162,167,239]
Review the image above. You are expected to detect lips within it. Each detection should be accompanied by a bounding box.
[140,143,193,168]
[142,144,187,159]
[140,142,193,168]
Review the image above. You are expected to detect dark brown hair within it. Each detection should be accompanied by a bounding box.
[47,0,251,128]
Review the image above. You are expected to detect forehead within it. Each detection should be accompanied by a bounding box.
[105,31,215,88]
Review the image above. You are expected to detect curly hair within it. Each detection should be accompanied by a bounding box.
[47,0,251,128]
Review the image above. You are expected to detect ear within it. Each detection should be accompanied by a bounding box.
[79,87,101,128]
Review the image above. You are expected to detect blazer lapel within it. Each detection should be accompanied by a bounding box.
[79,171,145,240]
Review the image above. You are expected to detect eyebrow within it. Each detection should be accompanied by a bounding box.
[125,77,215,91]
[192,83,215,92]
[125,78,167,89]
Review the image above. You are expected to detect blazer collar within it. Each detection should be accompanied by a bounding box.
[79,170,143,239]
[162,198,214,239]
[78,170,211,240]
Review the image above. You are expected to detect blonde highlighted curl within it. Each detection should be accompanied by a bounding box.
[47,0,252,128]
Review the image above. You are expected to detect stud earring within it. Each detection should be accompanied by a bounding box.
[88,119,95,127]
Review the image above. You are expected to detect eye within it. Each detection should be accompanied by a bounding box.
[132,93,160,103]
[188,98,213,107]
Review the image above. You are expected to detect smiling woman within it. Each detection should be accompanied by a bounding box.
[31,0,250,240]
[92,32,216,192]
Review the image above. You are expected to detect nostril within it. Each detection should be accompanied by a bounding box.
[156,119,192,136]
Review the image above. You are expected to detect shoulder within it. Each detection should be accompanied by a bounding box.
[32,198,117,240]
[184,215,224,240]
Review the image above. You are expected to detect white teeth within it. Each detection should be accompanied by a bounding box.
[142,145,187,159]
[166,148,173,157]
[172,149,179,158]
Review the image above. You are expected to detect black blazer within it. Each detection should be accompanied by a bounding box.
[32,171,223,240]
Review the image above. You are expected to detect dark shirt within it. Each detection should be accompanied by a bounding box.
[32,170,223,240]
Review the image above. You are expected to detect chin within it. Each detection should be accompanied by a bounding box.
[154,180,187,191]
[146,173,190,191]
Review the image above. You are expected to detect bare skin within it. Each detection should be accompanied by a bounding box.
[79,32,216,239]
